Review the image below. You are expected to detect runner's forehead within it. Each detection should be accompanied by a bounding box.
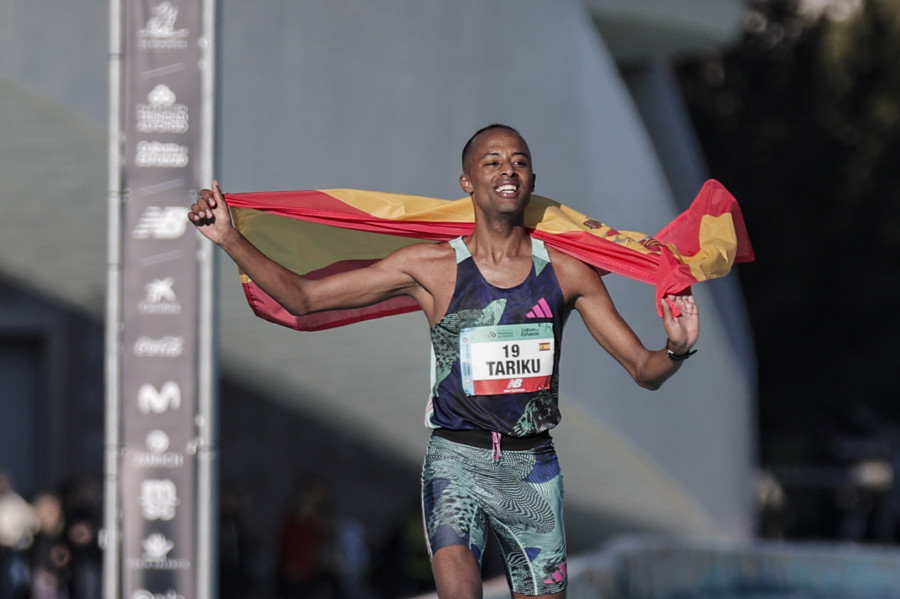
[466,129,531,165]
[477,147,531,161]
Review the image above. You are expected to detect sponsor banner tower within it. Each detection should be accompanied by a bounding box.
[106,1,217,598]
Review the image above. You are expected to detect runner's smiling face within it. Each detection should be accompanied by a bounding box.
[459,128,536,218]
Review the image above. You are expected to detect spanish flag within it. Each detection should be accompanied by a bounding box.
[226,179,753,331]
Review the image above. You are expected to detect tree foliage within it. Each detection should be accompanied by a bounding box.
[677,0,900,438]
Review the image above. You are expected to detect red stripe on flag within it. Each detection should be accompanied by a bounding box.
[228,191,474,241]
[228,189,371,217]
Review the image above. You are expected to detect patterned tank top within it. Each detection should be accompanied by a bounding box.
[425,236,569,437]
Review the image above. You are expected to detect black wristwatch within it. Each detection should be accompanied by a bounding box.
[665,339,697,361]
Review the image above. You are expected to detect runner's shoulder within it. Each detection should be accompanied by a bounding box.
[546,245,593,274]
[391,240,456,264]
[386,241,456,304]
[546,245,605,296]
[377,241,455,278]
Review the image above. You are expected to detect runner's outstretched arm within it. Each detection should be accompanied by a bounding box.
[189,181,422,316]
[552,249,699,390]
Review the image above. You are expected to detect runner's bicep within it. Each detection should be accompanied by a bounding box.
[571,272,649,375]
[299,259,420,314]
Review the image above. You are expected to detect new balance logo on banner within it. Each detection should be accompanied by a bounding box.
[132,206,189,239]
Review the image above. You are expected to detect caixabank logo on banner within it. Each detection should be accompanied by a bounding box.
[139,277,183,315]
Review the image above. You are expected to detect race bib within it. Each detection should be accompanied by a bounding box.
[459,323,555,395]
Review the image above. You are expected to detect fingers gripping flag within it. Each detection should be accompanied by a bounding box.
[225,179,754,331]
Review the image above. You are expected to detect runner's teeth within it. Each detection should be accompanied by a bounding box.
[496,185,517,192]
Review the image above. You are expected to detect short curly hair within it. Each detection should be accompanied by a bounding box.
[461,123,524,170]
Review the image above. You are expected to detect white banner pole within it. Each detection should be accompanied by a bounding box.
[103,0,124,597]
[195,1,218,597]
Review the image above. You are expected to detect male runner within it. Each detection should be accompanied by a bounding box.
[189,124,699,598]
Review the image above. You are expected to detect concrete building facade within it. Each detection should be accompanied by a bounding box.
[0,0,754,580]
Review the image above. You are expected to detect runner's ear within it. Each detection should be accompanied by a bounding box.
[459,173,473,195]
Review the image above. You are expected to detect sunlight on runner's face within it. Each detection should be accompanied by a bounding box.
[460,129,535,216]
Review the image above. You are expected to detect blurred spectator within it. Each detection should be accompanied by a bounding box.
[65,507,101,599]
[276,476,339,599]
[29,493,70,599]
[372,499,434,598]
[754,468,789,539]
[332,516,371,599]
[58,479,101,528]
[219,484,252,599]
[0,471,38,599]
[55,478,101,599]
